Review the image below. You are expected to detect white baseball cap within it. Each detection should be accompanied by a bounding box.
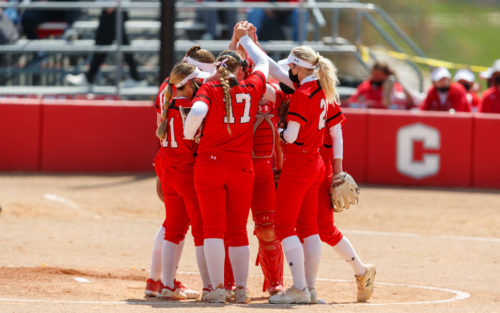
[491,59,500,74]
[454,69,475,83]
[431,67,451,82]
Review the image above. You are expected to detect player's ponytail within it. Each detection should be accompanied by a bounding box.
[156,63,197,140]
[215,51,244,136]
[291,46,340,104]
[316,56,340,104]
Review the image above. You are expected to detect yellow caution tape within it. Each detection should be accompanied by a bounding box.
[359,45,489,73]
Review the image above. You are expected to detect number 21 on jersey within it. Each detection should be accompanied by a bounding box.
[318,98,328,130]
[224,93,252,124]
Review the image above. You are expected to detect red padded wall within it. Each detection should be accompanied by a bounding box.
[0,99,42,171]
[40,100,158,172]
[472,113,500,188]
[341,108,368,183]
[365,110,473,187]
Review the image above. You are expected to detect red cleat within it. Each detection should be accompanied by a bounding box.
[144,278,162,297]
[268,281,285,296]
[174,279,200,299]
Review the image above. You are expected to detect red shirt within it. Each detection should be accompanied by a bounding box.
[193,71,267,155]
[285,79,328,153]
[420,83,470,112]
[347,80,404,109]
[163,98,197,167]
[479,87,500,113]
[467,91,480,108]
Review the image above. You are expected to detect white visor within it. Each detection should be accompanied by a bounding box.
[175,68,205,88]
[454,69,475,83]
[280,53,315,69]
[185,56,215,73]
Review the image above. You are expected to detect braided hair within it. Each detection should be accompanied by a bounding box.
[215,50,246,135]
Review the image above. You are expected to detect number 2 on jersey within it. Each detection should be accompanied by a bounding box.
[318,98,328,130]
[224,93,252,124]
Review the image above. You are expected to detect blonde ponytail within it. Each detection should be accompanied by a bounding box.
[290,46,340,104]
[316,56,340,104]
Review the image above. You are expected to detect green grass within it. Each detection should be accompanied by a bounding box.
[361,0,500,67]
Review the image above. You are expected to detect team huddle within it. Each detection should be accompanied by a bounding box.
[144,21,375,304]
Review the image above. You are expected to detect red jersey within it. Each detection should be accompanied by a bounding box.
[347,80,404,109]
[420,83,471,112]
[163,97,197,167]
[193,71,267,155]
[466,91,480,109]
[479,86,500,113]
[285,79,328,154]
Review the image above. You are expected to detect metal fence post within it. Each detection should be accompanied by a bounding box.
[115,0,123,96]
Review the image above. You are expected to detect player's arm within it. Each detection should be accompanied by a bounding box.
[329,124,343,174]
[184,85,210,139]
[278,121,300,144]
[267,56,295,90]
[237,33,269,79]
[183,101,208,139]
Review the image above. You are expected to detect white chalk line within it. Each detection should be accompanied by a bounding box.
[72,277,90,283]
[44,193,102,220]
[0,271,470,307]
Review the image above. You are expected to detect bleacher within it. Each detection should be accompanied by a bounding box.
[0,0,426,99]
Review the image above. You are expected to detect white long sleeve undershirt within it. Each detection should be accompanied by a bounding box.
[238,35,269,79]
[267,55,295,89]
[278,121,301,144]
[329,124,343,160]
[183,101,208,139]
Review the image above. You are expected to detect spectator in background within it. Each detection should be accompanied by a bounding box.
[244,0,308,41]
[479,59,500,114]
[454,68,480,112]
[420,67,470,112]
[65,2,146,88]
[197,0,237,40]
[21,0,80,40]
[345,61,414,109]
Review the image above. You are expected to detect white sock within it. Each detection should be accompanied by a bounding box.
[148,226,165,281]
[204,238,225,288]
[195,245,211,289]
[282,236,307,290]
[333,237,366,276]
[174,239,185,274]
[228,246,250,288]
[303,234,322,289]
[161,240,178,288]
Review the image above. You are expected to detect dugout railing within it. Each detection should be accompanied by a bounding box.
[0,0,426,98]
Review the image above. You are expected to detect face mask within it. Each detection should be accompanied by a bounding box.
[459,82,472,91]
[370,80,384,88]
[288,68,300,85]
[279,82,295,95]
[436,86,450,93]
[495,76,500,86]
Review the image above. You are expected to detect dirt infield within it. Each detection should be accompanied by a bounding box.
[0,174,499,312]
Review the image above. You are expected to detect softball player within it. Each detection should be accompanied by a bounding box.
[183,25,269,303]
[317,103,376,302]
[268,46,339,304]
[153,62,211,300]
[145,46,215,299]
